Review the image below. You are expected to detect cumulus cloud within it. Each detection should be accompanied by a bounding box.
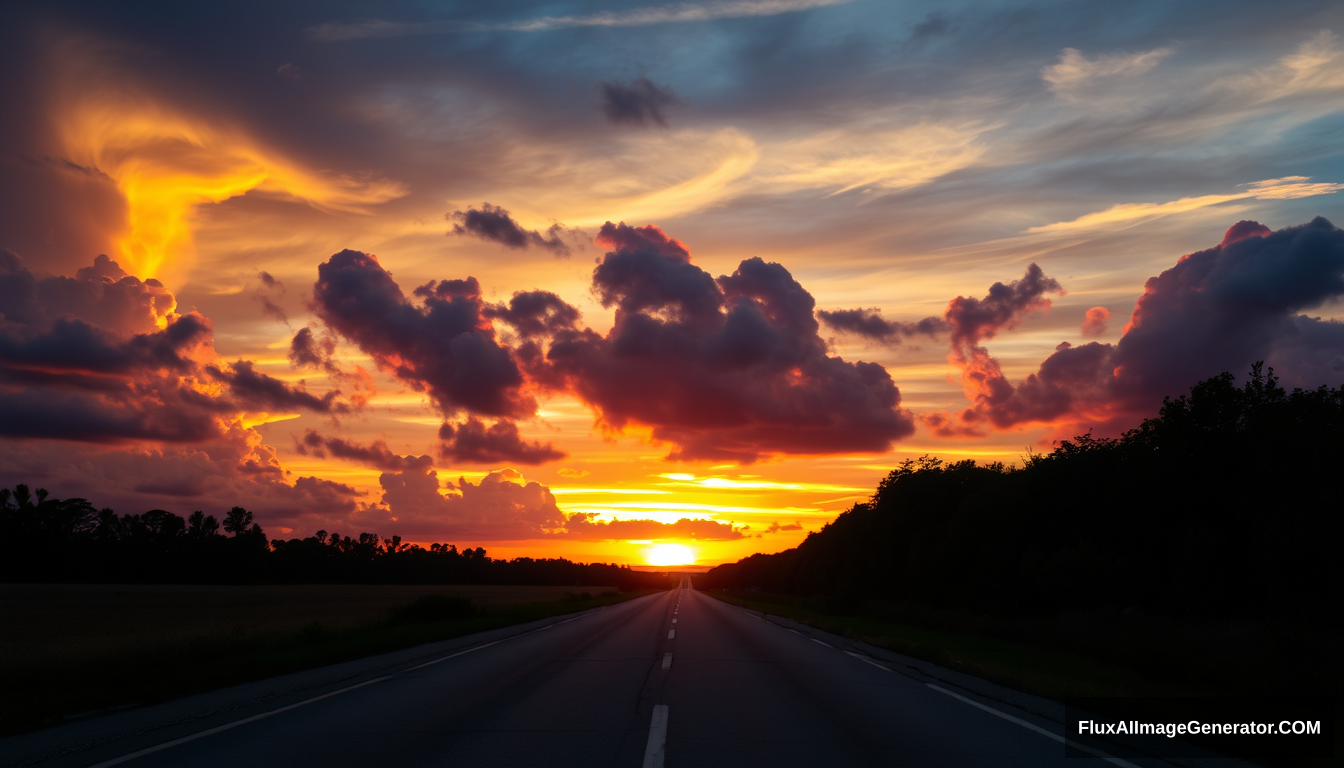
[438,417,565,465]
[311,249,535,419]
[921,263,1065,438]
[945,218,1344,434]
[359,466,566,541]
[540,222,917,462]
[448,203,579,257]
[482,291,581,338]
[818,308,946,344]
[0,250,362,533]
[0,251,341,444]
[599,77,680,128]
[1081,306,1110,337]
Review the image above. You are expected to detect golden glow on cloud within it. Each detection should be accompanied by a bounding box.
[54,72,405,286]
[1028,176,1344,234]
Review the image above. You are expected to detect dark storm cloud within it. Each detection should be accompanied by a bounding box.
[818,308,947,344]
[207,360,345,414]
[448,203,577,257]
[598,77,680,128]
[311,249,535,419]
[297,429,429,472]
[438,418,565,465]
[0,251,341,444]
[950,218,1344,433]
[945,263,1063,347]
[482,291,581,338]
[540,222,916,462]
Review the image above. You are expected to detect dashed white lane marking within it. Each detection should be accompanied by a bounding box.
[672,618,677,623]
[811,639,831,648]
[642,705,669,768]
[785,628,802,635]
[926,685,1141,768]
[662,653,673,670]
[667,629,676,639]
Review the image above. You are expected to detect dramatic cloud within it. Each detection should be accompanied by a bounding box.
[483,291,581,338]
[0,250,359,533]
[297,429,430,472]
[0,251,338,443]
[208,360,345,414]
[922,263,1065,438]
[311,250,535,419]
[564,513,744,541]
[1081,307,1110,337]
[289,326,337,371]
[599,78,680,128]
[541,222,917,462]
[438,418,565,466]
[448,203,577,256]
[818,308,946,344]
[361,467,566,541]
[944,218,1344,434]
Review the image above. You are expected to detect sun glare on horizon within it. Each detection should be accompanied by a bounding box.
[643,543,697,567]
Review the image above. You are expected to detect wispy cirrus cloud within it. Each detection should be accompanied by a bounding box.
[1027,177,1344,234]
[310,0,853,41]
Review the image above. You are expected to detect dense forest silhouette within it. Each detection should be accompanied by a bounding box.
[703,364,1342,629]
[0,490,664,588]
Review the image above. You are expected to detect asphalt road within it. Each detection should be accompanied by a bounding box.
[3,579,1192,767]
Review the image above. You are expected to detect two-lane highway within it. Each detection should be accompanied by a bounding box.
[3,580,1179,767]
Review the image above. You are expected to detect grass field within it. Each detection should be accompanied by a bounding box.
[0,584,652,735]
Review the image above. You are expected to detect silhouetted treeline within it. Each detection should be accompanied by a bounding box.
[0,490,665,588]
[702,364,1342,627]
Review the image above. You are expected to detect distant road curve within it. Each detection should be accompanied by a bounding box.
[3,578,1202,767]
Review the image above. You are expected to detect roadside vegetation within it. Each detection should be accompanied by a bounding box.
[0,584,657,735]
[700,364,1342,701]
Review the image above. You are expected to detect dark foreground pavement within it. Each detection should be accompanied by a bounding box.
[3,579,1239,767]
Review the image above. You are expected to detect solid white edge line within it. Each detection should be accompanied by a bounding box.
[642,705,669,768]
[844,651,892,672]
[926,685,1142,768]
[88,602,618,767]
[662,653,673,670]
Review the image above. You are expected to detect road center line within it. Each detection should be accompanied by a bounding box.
[662,652,673,670]
[926,685,1141,768]
[642,705,669,768]
[667,629,676,639]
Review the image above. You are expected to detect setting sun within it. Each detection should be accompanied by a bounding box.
[643,543,697,567]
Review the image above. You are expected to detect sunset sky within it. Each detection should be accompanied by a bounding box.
[2,0,1342,566]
